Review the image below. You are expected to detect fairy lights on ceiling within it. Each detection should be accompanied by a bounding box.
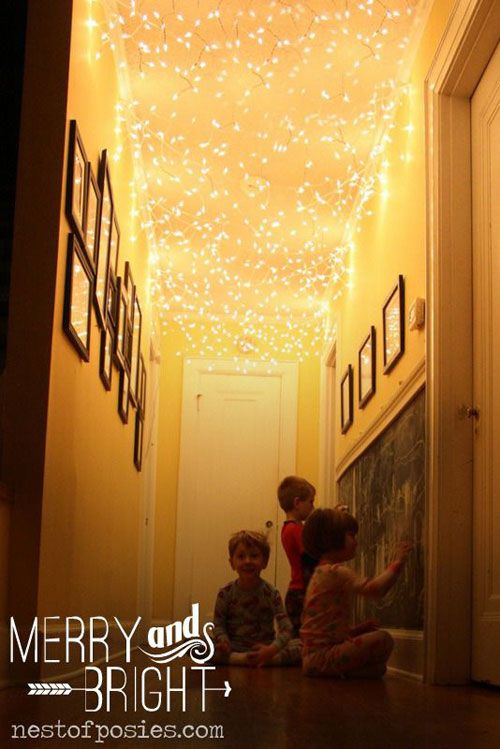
[98,0,423,361]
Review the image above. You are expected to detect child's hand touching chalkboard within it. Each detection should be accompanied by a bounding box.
[392,541,413,568]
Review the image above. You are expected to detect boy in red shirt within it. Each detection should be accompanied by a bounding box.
[278,475,316,637]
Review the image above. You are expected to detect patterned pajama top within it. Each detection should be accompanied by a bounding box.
[213,578,293,653]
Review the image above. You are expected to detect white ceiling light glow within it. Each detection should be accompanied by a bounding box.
[98,0,423,360]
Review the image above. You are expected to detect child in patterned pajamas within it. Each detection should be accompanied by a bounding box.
[212,530,301,666]
[300,508,412,678]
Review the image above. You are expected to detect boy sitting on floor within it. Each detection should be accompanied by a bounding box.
[212,530,301,667]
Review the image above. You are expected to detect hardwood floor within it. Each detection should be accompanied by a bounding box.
[1,652,499,748]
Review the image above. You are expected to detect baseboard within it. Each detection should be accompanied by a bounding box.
[387,628,424,680]
[387,665,423,681]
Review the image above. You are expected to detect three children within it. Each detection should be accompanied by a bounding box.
[212,478,412,678]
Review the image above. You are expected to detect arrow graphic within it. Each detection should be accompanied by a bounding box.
[202,680,232,698]
[27,682,73,696]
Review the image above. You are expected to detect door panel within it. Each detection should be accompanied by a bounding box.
[174,359,298,622]
[471,42,500,684]
[191,373,282,620]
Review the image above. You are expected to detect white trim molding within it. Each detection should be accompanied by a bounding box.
[387,628,425,681]
[425,0,500,685]
[318,337,337,507]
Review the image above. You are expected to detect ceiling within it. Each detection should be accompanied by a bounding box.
[103,0,425,358]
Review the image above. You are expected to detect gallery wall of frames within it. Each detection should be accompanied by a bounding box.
[340,274,405,435]
[63,120,146,470]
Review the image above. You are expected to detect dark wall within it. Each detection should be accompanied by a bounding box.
[0,1,28,372]
[338,389,425,630]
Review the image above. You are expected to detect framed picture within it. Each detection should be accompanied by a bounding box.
[118,367,130,424]
[106,269,118,329]
[63,233,93,361]
[94,150,113,328]
[65,120,88,246]
[358,326,376,408]
[138,352,147,418]
[129,293,142,407]
[134,410,144,471]
[99,327,113,391]
[114,276,129,370]
[85,163,100,270]
[123,263,135,371]
[124,263,134,320]
[109,211,120,280]
[340,364,353,434]
[383,275,405,373]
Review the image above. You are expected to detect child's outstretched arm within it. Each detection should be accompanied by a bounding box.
[359,541,413,598]
[213,588,231,654]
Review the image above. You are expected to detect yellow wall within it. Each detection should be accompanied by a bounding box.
[331,0,454,472]
[37,0,154,619]
[3,0,456,640]
[153,328,320,622]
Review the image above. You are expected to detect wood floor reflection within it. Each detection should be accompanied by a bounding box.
[1,652,499,748]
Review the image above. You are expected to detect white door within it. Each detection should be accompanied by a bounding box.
[471,42,500,684]
[174,359,298,622]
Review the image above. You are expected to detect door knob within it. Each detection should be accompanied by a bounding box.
[265,520,273,528]
[458,404,480,420]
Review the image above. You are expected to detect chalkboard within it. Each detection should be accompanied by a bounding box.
[338,389,425,630]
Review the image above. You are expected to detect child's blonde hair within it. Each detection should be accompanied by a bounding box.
[277,475,316,511]
[228,530,270,564]
[303,508,358,559]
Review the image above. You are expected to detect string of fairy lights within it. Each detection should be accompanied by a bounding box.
[95,0,422,361]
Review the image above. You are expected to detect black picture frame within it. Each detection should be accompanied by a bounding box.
[138,352,147,419]
[383,275,405,374]
[123,262,134,371]
[63,233,93,361]
[124,262,134,321]
[85,163,100,271]
[95,149,113,329]
[99,327,113,391]
[114,276,129,370]
[134,410,144,471]
[106,269,118,329]
[358,326,376,408]
[108,210,120,280]
[118,367,130,424]
[129,292,142,408]
[340,364,353,434]
[65,120,88,247]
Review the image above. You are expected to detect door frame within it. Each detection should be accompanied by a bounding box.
[319,335,337,507]
[425,0,499,684]
[173,358,299,619]
[136,336,161,637]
